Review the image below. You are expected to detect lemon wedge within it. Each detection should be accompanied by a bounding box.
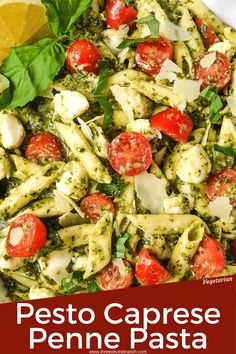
[0,0,51,62]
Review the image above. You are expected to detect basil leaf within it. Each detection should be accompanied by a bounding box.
[135,15,160,38]
[115,233,129,259]
[96,182,128,198]
[94,60,110,96]
[87,279,99,292]
[61,273,79,294]
[117,38,146,49]
[42,0,92,38]
[0,38,65,109]
[200,85,217,100]
[214,144,236,157]
[94,60,113,129]
[200,85,223,123]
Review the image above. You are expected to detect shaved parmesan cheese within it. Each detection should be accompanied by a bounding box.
[112,258,126,276]
[77,117,93,141]
[9,227,24,246]
[160,19,192,41]
[173,79,201,102]
[55,189,85,218]
[156,59,182,82]
[110,85,134,124]
[200,52,216,68]
[201,124,211,146]
[178,100,187,111]
[39,248,72,285]
[135,172,168,214]
[102,26,129,52]
[227,96,236,116]
[208,197,233,220]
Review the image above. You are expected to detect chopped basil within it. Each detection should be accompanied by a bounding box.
[118,15,159,49]
[61,272,99,294]
[96,182,128,198]
[94,60,113,129]
[200,86,223,123]
[135,15,160,38]
[214,144,236,157]
[117,38,146,49]
[115,233,129,258]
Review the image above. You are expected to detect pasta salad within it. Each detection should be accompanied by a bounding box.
[0,0,235,302]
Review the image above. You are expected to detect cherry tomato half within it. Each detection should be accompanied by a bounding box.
[191,235,225,279]
[25,132,63,163]
[109,132,152,176]
[80,193,115,222]
[7,214,47,258]
[135,37,173,75]
[194,51,231,91]
[99,260,133,290]
[66,40,102,74]
[206,169,236,205]
[195,19,218,48]
[135,248,171,286]
[106,0,137,30]
[150,108,193,143]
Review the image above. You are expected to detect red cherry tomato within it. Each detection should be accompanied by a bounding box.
[194,51,231,91]
[135,248,171,286]
[6,214,47,258]
[80,193,115,222]
[106,0,137,30]
[195,19,218,47]
[135,37,173,75]
[150,108,193,143]
[25,132,63,163]
[109,132,152,176]
[206,169,236,205]
[66,40,102,74]
[99,260,133,290]
[191,235,225,279]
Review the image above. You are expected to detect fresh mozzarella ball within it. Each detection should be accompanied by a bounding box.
[175,144,211,184]
[29,286,55,300]
[56,161,88,200]
[0,148,10,180]
[163,194,193,214]
[54,90,89,122]
[0,114,25,149]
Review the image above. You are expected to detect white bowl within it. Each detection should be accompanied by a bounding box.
[202,0,236,29]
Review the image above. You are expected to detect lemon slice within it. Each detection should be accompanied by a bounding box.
[0,0,51,62]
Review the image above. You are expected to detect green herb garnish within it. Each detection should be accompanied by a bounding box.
[96,182,128,198]
[214,144,236,157]
[0,0,92,109]
[200,85,223,122]
[135,15,160,38]
[94,60,113,129]
[115,233,129,259]
[118,15,160,49]
[41,0,92,39]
